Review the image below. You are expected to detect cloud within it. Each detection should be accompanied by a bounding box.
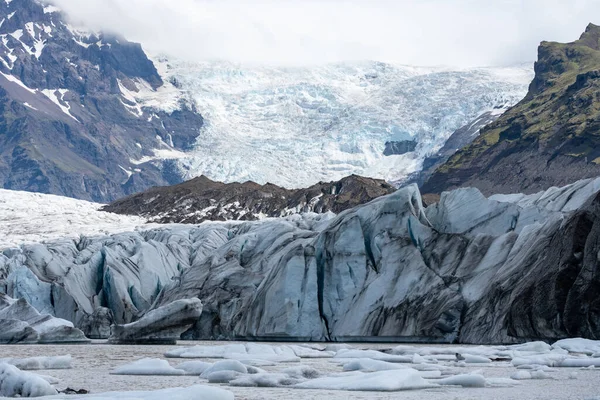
[50,0,600,67]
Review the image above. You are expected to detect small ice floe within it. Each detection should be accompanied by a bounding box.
[461,354,492,364]
[342,358,412,372]
[552,338,600,355]
[111,358,185,376]
[0,355,72,370]
[0,362,58,397]
[435,373,487,387]
[175,361,212,375]
[229,372,302,387]
[559,358,600,368]
[293,369,434,391]
[510,370,552,380]
[200,360,248,378]
[165,343,307,362]
[333,349,412,363]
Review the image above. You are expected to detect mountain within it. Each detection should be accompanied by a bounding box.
[422,24,600,195]
[102,174,395,223]
[0,1,533,201]
[3,177,600,343]
[0,0,203,202]
[157,59,532,188]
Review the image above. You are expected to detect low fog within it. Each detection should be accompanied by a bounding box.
[50,0,600,67]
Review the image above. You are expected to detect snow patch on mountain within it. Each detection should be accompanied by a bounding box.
[0,190,149,249]
[137,58,533,188]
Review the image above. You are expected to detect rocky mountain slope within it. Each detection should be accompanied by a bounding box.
[423,24,600,195]
[102,174,395,223]
[2,177,600,343]
[0,0,203,202]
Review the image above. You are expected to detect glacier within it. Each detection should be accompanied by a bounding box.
[138,58,533,187]
[0,189,149,249]
[1,177,600,344]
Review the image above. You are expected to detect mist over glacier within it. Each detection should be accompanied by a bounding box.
[49,0,600,67]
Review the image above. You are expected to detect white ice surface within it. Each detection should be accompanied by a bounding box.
[144,57,532,188]
[111,358,185,376]
[0,189,149,249]
[293,369,434,391]
[553,338,600,355]
[0,355,72,370]
[0,362,58,397]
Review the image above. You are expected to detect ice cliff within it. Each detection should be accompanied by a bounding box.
[1,178,600,343]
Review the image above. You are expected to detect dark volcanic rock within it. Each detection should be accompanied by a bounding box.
[0,0,204,202]
[422,23,600,196]
[102,174,396,223]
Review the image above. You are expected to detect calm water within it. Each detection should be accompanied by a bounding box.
[1,341,599,400]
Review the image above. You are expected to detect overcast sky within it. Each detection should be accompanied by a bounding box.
[50,0,600,67]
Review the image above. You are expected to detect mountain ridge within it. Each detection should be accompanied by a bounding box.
[0,0,204,202]
[102,174,396,223]
[422,23,600,195]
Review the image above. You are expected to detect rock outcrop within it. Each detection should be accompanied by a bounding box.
[2,178,600,344]
[102,174,395,224]
[423,24,600,195]
[0,0,204,202]
[109,299,203,344]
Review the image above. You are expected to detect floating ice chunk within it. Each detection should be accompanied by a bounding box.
[558,358,600,368]
[207,370,243,383]
[287,344,335,358]
[111,358,185,376]
[334,349,412,363]
[463,354,492,364]
[109,299,203,345]
[0,355,72,370]
[200,360,247,378]
[412,353,426,364]
[509,341,552,353]
[229,372,301,387]
[175,361,212,375]
[343,358,411,372]
[166,344,247,358]
[511,354,567,367]
[166,343,301,363]
[434,374,486,387]
[553,338,600,355]
[0,362,58,397]
[511,371,532,380]
[530,370,552,379]
[294,369,434,391]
